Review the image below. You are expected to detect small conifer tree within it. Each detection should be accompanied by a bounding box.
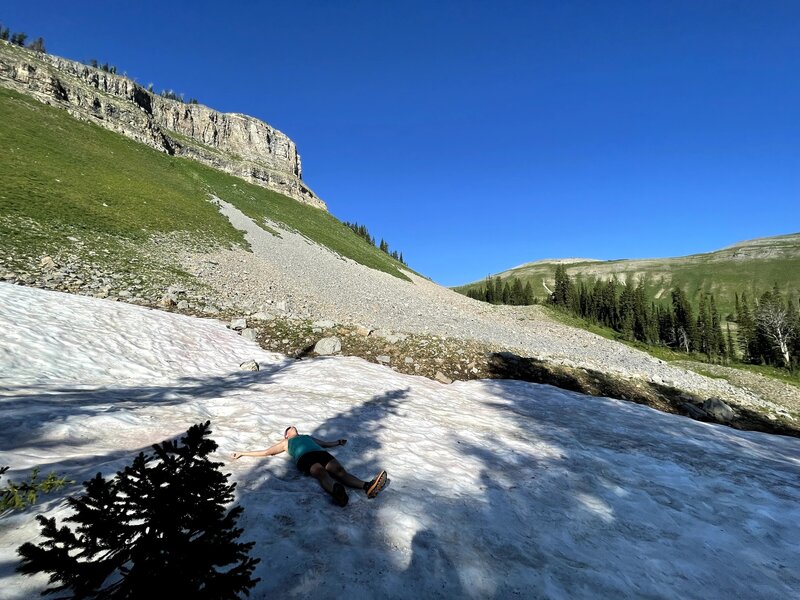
[27,36,46,52]
[17,421,260,599]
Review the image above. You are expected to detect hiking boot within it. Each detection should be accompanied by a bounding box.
[365,470,387,499]
[331,482,349,507]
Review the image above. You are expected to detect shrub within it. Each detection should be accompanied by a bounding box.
[17,421,260,599]
[1,466,71,513]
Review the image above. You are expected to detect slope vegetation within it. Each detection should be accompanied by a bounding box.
[0,86,409,281]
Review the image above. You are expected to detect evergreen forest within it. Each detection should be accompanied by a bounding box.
[461,265,799,373]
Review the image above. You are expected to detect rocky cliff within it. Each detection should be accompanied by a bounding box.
[0,41,324,209]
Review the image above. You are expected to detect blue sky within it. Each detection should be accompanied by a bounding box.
[3,1,799,285]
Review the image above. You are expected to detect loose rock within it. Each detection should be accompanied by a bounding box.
[435,371,453,384]
[312,320,336,329]
[314,336,342,355]
[239,359,260,371]
[702,398,735,422]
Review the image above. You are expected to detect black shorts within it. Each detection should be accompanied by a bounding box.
[296,451,335,474]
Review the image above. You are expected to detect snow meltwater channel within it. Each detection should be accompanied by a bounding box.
[1,284,799,599]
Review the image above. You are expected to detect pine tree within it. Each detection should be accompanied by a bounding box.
[710,295,725,360]
[28,37,46,52]
[553,265,572,307]
[0,26,11,41]
[493,277,503,305]
[726,323,736,362]
[485,277,495,304]
[657,303,676,347]
[737,292,756,361]
[17,422,260,599]
[523,281,534,305]
[619,276,635,340]
[696,294,710,355]
[511,278,524,306]
[501,281,511,304]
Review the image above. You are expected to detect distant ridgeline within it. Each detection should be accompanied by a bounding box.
[0,38,323,209]
[455,233,800,320]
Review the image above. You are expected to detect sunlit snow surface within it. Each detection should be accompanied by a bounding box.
[1,284,799,599]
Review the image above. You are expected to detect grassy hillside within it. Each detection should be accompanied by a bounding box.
[0,86,410,281]
[455,234,800,317]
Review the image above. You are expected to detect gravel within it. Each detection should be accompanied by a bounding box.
[172,198,778,411]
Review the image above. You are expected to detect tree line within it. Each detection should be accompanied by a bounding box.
[0,22,45,52]
[344,221,407,265]
[1,22,202,106]
[463,276,537,305]
[550,264,799,370]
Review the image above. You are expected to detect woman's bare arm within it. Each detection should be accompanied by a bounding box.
[312,437,347,448]
[232,440,287,459]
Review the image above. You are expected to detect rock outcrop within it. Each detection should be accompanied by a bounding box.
[0,41,324,209]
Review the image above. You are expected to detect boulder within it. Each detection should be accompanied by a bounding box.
[681,403,708,420]
[239,359,260,371]
[177,300,189,310]
[702,398,735,422]
[314,337,341,355]
[230,318,247,330]
[376,355,391,364]
[167,284,187,295]
[40,256,57,271]
[435,371,453,385]
[241,328,258,341]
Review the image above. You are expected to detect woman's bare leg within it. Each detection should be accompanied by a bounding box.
[325,459,367,489]
[309,463,337,493]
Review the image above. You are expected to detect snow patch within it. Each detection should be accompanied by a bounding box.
[1,283,799,599]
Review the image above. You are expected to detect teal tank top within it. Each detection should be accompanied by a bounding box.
[287,435,324,464]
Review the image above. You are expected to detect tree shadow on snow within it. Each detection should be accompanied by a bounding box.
[454,377,800,598]
[233,385,473,597]
[0,359,295,453]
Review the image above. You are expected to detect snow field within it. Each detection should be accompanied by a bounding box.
[1,284,799,599]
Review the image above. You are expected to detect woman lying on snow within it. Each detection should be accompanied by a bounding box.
[232,426,387,507]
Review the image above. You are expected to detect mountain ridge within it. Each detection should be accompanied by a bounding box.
[0,40,324,208]
[457,232,800,316]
